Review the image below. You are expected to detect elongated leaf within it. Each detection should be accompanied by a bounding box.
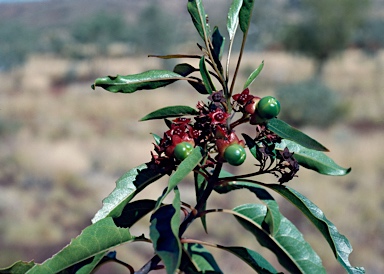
[92,163,164,223]
[140,105,199,121]
[218,246,279,274]
[187,76,209,94]
[212,26,225,62]
[239,0,255,33]
[227,0,243,40]
[113,199,157,228]
[91,70,183,93]
[243,60,264,89]
[181,243,222,273]
[26,218,144,274]
[233,204,326,273]
[149,54,201,59]
[150,189,182,274]
[215,180,281,236]
[156,147,203,208]
[194,168,208,232]
[199,56,215,94]
[265,184,365,274]
[187,0,210,42]
[151,133,162,145]
[0,261,35,274]
[69,252,105,274]
[267,118,329,151]
[173,63,198,77]
[276,139,351,176]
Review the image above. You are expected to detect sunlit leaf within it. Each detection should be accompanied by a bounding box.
[92,70,183,93]
[140,105,199,121]
[92,163,164,223]
[233,204,326,273]
[243,60,264,89]
[26,218,145,274]
[150,189,182,274]
[265,184,365,274]
[227,0,243,40]
[276,139,351,176]
[267,118,329,151]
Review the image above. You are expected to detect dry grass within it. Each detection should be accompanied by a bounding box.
[0,50,383,273]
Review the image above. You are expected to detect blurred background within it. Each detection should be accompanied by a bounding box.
[0,0,383,273]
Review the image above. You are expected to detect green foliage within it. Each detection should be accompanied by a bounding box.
[275,79,345,128]
[2,1,365,273]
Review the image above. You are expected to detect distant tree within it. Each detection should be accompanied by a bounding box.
[0,21,37,70]
[281,0,368,76]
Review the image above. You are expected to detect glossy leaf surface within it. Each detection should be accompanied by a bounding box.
[233,204,326,273]
[276,139,351,176]
[92,163,164,223]
[267,118,329,151]
[26,218,143,274]
[227,0,243,40]
[92,70,183,93]
[266,184,365,274]
[150,189,182,274]
[140,105,199,121]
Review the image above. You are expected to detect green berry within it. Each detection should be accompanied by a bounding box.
[224,144,246,166]
[256,96,281,119]
[174,142,194,161]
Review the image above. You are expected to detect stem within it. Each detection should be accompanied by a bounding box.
[229,32,248,97]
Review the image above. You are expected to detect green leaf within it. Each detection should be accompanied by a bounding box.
[26,218,144,274]
[239,0,255,33]
[194,168,208,232]
[156,147,203,208]
[0,261,35,274]
[265,184,365,274]
[267,118,329,151]
[227,0,243,40]
[233,204,326,273]
[242,133,258,159]
[243,60,264,89]
[212,27,225,61]
[113,199,157,228]
[187,0,211,42]
[92,163,164,223]
[151,133,162,145]
[150,189,182,274]
[140,105,199,121]
[218,246,279,274]
[182,243,222,273]
[72,252,105,274]
[187,76,209,94]
[199,56,215,94]
[91,70,183,93]
[276,139,351,176]
[215,180,281,236]
[173,63,198,77]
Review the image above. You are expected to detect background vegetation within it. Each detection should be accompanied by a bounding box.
[0,0,383,273]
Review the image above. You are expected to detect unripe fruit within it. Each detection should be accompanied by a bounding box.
[174,142,194,161]
[224,144,246,166]
[256,96,281,119]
